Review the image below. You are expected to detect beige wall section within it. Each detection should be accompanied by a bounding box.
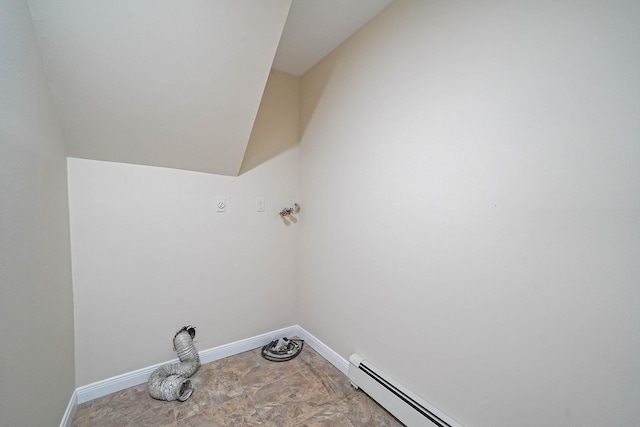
[68,148,300,386]
[298,1,640,427]
[0,1,76,425]
[240,69,300,174]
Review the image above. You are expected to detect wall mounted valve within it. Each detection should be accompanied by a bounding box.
[280,203,300,225]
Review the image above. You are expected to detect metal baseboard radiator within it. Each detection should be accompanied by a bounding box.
[348,354,462,427]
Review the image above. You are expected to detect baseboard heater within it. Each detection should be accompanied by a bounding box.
[348,353,462,427]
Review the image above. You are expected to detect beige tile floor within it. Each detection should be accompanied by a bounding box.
[72,344,404,426]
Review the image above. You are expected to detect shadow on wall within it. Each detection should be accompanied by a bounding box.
[239,48,342,175]
[239,69,300,174]
[298,44,343,144]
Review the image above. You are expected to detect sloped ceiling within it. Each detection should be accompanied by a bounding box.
[28,0,392,176]
[274,0,392,77]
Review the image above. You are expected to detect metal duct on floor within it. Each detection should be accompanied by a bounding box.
[148,326,200,402]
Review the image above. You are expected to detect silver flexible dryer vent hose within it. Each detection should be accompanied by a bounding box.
[148,326,201,402]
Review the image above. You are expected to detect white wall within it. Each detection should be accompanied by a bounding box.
[68,148,300,386]
[0,1,75,425]
[298,1,640,426]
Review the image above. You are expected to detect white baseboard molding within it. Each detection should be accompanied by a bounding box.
[59,389,78,427]
[64,325,348,424]
[296,325,349,375]
[199,325,300,365]
[75,325,299,404]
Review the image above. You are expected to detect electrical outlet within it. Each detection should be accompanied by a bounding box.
[216,197,226,212]
[257,197,265,212]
